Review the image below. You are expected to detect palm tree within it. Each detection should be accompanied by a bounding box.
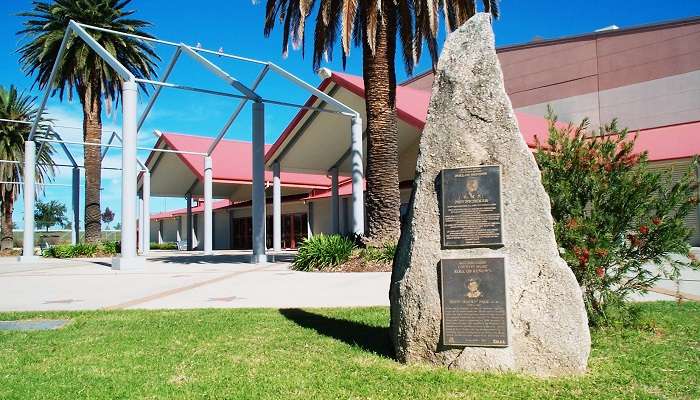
[17,0,159,243]
[262,0,498,245]
[0,85,55,250]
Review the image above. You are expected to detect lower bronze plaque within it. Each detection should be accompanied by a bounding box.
[440,257,508,347]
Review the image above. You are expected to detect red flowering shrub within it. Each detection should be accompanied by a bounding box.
[535,109,699,325]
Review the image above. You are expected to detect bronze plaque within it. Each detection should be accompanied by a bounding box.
[440,258,508,347]
[440,165,503,248]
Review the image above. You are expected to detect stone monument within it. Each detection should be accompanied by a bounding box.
[389,13,590,376]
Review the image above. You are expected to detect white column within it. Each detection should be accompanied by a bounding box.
[330,167,339,234]
[351,116,365,236]
[272,161,281,252]
[20,140,36,262]
[142,170,151,255]
[176,217,182,243]
[228,209,234,249]
[138,194,144,253]
[186,193,193,251]
[158,220,163,244]
[203,156,213,255]
[71,167,80,245]
[112,80,141,269]
[307,202,313,238]
[251,102,266,263]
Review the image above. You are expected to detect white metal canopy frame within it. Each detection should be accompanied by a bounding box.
[23,20,363,267]
[1,118,155,251]
[0,118,83,247]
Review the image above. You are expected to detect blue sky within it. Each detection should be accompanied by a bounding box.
[1,0,699,228]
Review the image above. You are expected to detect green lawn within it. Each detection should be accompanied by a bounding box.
[0,302,698,399]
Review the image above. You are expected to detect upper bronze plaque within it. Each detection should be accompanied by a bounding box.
[440,165,503,248]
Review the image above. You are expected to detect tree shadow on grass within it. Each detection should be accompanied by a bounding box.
[279,308,395,359]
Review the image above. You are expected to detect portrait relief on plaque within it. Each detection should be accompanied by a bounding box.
[440,165,503,248]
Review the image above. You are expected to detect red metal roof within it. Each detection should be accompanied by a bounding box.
[282,71,699,161]
[285,72,699,202]
[157,132,331,189]
[632,121,700,162]
[266,71,557,164]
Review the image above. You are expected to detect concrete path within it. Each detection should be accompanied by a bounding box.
[0,249,697,312]
[0,251,390,312]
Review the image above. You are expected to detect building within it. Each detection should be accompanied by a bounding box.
[144,132,329,250]
[149,17,700,248]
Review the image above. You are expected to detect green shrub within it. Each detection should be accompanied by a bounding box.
[361,243,397,263]
[292,234,356,271]
[43,241,119,258]
[535,109,700,326]
[43,244,75,258]
[73,243,98,257]
[150,242,177,250]
[100,241,119,254]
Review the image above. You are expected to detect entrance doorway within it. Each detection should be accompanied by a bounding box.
[232,213,308,250]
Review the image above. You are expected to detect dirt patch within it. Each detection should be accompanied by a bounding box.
[325,256,392,272]
[0,249,21,257]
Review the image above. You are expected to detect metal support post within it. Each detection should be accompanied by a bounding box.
[112,80,142,270]
[272,161,281,252]
[71,167,80,245]
[142,170,151,255]
[20,141,36,262]
[203,156,213,255]
[251,102,266,263]
[330,167,339,234]
[351,116,365,236]
[186,193,193,251]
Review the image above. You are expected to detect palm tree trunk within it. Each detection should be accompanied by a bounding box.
[80,81,103,244]
[1,190,14,250]
[362,3,401,246]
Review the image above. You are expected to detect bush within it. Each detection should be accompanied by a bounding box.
[150,242,177,250]
[361,243,397,263]
[43,241,119,258]
[101,241,120,254]
[535,109,700,326]
[292,234,356,271]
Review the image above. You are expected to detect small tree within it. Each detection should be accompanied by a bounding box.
[34,200,68,232]
[535,111,699,325]
[101,207,115,230]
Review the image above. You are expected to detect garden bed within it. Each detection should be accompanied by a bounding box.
[292,234,395,272]
[0,249,21,257]
[325,256,392,272]
[42,241,119,258]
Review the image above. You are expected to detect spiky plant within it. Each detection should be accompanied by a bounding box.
[262,0,498,246]
[18,0,159,243]
[0,85,55,250]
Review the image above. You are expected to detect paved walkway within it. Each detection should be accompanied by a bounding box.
[0,251,390,312]
[0,249,697,312]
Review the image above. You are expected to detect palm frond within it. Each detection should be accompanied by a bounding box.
[340,0,358,57]
[260,0,499,74]
[0,85,55,201]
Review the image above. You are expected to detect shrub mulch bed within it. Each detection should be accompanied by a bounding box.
[0,249,21,257]
[325,257,392,272]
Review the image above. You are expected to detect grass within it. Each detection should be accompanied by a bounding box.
[0,302,698,399]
